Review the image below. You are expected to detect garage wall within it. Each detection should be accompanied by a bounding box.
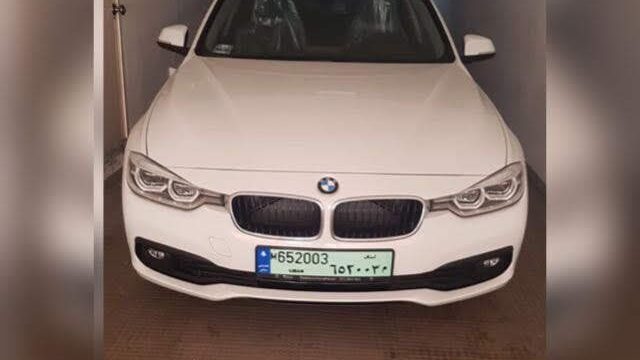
[442,0,547,181]
[117,0,212,132]
[104,0,125,153]
[104,0,212,156]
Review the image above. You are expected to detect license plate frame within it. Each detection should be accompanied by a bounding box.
[255,246,395,282]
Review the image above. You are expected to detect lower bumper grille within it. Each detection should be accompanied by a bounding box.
[135,238,513,292]
[231,195,321,238]
[333,199,425,240]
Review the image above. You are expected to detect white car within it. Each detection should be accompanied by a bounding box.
[123,0,528,306]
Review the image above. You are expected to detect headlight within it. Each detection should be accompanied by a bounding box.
[432,162,525,217]
[126,151,225,210]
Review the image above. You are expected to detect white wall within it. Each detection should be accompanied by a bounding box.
[443,0,546,181]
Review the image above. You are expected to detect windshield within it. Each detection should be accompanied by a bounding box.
[195,0,455,63]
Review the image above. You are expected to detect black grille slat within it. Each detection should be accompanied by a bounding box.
[333,199,424,239]
[232,195,321,238]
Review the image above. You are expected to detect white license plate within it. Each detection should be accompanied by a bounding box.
[255,246,394,279]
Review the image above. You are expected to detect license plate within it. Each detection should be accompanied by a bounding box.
[255,246,394,280]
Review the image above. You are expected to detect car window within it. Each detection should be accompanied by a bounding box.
[196,0,455,63]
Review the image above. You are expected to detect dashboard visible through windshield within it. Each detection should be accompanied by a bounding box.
[195,0,455,63]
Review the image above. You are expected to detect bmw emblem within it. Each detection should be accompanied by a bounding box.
[318,177,339,194]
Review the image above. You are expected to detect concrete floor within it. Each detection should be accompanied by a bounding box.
[105,173,545,360]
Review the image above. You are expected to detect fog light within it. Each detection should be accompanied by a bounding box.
[482,257,501,268]
[147,248,166,260]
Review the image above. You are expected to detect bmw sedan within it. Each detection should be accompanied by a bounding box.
[123,0,528,306]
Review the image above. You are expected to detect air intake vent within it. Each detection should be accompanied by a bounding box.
[333,199,424,240]
[231,195,321,238]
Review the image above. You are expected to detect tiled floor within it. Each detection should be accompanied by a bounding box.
[105,173,545,360]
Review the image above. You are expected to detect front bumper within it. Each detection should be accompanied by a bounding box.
[131,251,516,306]
[123,168,528,306]
[135,238,514,292]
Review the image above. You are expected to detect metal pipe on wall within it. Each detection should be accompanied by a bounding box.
[112,0,129,138]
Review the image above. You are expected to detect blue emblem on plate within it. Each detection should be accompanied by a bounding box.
[256,247,271,274]
[318,177,339,194]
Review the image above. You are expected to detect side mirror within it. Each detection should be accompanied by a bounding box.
[463,34,496,63]
[158,25,189,56]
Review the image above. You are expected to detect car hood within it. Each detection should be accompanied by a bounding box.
[146,57,506,175]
